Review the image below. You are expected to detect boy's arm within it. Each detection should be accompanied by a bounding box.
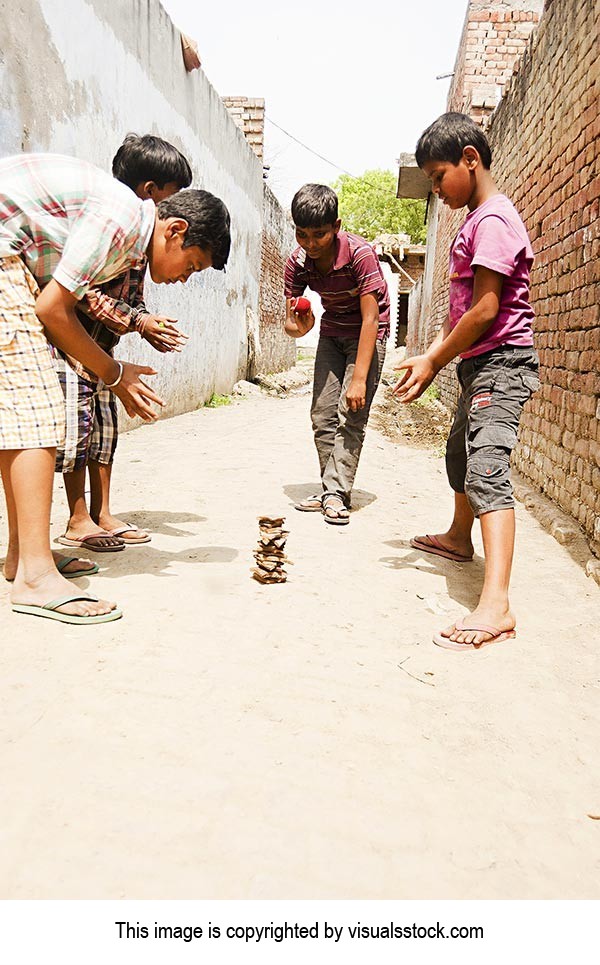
[36,280,165,421]
[346,292,379,412]
[393,266,503,403]
[83,280,188,353]
[81,286,138,336]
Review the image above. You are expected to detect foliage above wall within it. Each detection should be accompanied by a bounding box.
[331,169,427,244]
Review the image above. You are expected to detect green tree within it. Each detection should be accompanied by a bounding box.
[331,169,427,244]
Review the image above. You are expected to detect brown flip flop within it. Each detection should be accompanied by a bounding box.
[410,535,473,562]
[56,532,125,552]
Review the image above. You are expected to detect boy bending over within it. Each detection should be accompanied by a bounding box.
[394,113,539,651]
[0,153,230,624]
[284,184,389,525]
[55,134,192,553]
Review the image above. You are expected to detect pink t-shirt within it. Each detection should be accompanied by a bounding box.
[449,194,535,359]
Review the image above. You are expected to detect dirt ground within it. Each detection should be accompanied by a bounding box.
[1,368,599,900]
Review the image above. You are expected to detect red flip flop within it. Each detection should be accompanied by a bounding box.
[410,534,473,563]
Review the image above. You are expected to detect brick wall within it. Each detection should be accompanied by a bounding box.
[222,96,265,161]
[488,0,600,552]
[222,97,296,376]
[408,0,543,405]
[407,0,600,553]
[254,183,296,377]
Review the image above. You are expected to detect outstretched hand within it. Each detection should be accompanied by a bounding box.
[142,315,189,354]
[111,362,166,422]
[392,355,437,403]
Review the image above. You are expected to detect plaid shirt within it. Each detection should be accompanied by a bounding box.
[68,262,151,382]
[0,153,154,297]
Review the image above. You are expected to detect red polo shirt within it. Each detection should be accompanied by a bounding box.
[284,231,390,340]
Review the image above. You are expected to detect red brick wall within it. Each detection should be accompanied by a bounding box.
[487,0,600,551]
[256,183,296,376]
[408,1,543,405]
[222,96,265,161]
[407,0,600,552]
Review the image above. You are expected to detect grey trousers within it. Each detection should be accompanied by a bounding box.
[311,335,386,505]
[446,346,539,516]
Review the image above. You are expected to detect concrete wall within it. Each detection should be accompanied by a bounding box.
[0,0,292,420]
[406,0,600,553]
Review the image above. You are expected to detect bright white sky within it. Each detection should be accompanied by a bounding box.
[160,0,467,207]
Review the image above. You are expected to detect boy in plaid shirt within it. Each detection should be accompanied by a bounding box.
[55,135,192,553]
[0,152,230,624]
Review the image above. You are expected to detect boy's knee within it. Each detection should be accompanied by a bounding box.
[465,445,514,516]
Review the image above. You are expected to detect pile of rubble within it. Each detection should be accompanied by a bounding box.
[252,516,291,584]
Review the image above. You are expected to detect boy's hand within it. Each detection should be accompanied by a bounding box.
[392,355,437,403]
[286,307,315,338]
[110,362,166,422]
[142,315,189,353]
[346,378,367,412]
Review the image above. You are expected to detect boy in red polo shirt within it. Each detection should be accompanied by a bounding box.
[284,184,389,525]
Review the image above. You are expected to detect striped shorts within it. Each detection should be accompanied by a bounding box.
[0,256,66,450]
[55,359,119,473]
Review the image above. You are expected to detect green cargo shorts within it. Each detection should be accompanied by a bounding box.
[445,345,539,517]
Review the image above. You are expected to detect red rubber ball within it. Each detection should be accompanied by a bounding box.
[291,296,311,315]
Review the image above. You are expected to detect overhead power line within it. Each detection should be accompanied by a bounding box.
[265,116,358,179]
[266,115,422,204]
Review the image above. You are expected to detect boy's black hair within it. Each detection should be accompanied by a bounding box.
[291,183,338,228]
[157,189,231,271]
[415,112,492,170]
[112,133,193,190]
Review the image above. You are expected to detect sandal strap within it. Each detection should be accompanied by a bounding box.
[44,594,99,611]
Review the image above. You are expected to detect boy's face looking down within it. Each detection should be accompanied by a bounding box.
[147,217,213,284]
[422,146,480,210]
[295,219,341,262]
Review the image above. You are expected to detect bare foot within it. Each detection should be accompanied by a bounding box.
[3,550,96,582]
[439,606,516,647]
[11,565,117,618]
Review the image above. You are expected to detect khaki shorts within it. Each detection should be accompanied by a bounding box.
[0,256,66,450]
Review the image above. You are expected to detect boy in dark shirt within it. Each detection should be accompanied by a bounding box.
[284,184,388,525]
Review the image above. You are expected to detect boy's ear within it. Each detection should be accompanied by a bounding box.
[135,180,159,200]
[334,218,341,233]
[462,146,480,170]
[164,217,189,241]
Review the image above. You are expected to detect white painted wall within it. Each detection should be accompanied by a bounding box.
[0,0,266,418]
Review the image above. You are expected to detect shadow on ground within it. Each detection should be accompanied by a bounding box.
[380,537,484,611]
[108,510,208,537]
[46,544,240,584]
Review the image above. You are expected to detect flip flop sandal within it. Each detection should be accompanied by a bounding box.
[433,621,516,651]
[410,535,473,562]
[56,532,125,552]
[294,495,324,512]
[4,556,99,583]
[12,594,123,625]
[109,523,151,544]
[56,556,100,578]
[322,496,350,526]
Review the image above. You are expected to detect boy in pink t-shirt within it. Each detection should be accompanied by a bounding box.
[394,113,539,651]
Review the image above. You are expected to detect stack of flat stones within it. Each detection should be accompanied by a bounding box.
[252,516,290,584]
